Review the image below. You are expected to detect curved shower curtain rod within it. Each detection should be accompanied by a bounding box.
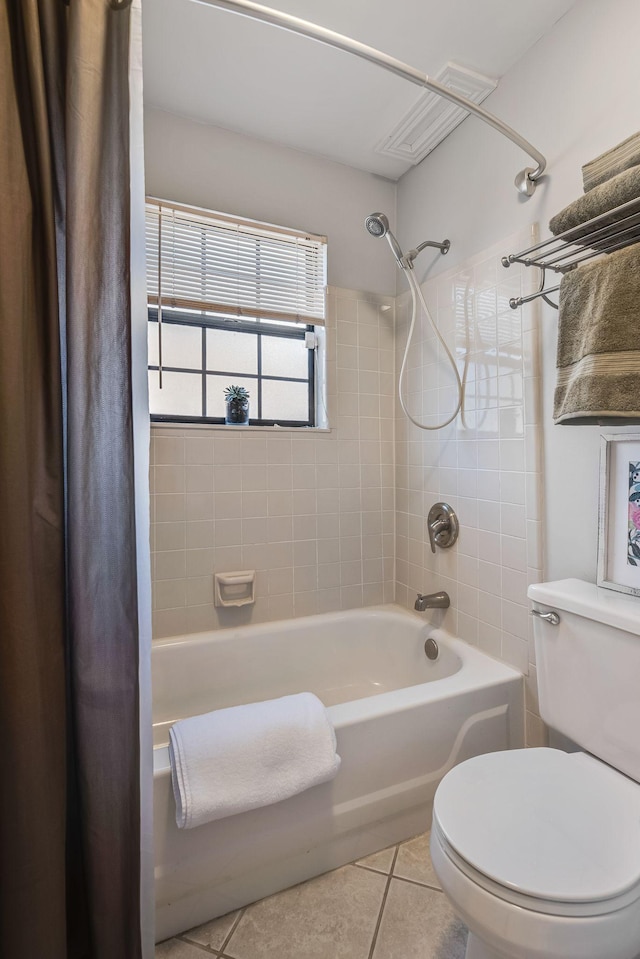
[191,0,546,196]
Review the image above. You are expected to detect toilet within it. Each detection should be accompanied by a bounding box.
[430,579,640,959]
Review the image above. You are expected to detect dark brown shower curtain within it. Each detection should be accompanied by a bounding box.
[0,2,142,957]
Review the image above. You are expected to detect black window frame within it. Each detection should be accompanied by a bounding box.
[148,308,316,428]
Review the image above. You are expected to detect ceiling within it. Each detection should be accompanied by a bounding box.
[142,0,577,181]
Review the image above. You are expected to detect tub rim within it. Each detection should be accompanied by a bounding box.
[152,613,522,774]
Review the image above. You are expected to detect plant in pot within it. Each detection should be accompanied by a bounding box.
[224,384,250,426]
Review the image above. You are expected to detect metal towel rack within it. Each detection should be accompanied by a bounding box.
[502,195,640,309]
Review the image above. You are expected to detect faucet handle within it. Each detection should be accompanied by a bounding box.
[427,502,459,554]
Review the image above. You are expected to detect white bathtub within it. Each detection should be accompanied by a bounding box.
[153,604,523,942]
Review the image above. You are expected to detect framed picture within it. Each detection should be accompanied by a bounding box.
[597,433,640,595]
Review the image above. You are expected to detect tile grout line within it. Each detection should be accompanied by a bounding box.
[217,907,246,958]
[353,862,394,877]
[357,851,445,894]
[175,934,217,955]
[367,845,400,959]
[179,907,245,959]
[391,873,443,894]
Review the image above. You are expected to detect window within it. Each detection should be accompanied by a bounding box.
[145,199,326,426]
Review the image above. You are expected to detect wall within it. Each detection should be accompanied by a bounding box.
[150,287,396,638]
[394,230,544,746]
[396,0,640,583]
[147,1,639,696]
[144,106,397,296]
[145,111,401,637]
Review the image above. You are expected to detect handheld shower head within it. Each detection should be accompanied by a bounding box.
[364,212,390,238]
[364,212,405,267]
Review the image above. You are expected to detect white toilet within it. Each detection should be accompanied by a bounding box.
[430,578,640,959]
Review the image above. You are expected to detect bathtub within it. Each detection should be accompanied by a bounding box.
[153,604,523,942]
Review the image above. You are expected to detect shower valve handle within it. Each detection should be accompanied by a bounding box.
[427,503,459,554]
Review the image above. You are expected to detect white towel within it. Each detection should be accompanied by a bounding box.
[169,692,341,829]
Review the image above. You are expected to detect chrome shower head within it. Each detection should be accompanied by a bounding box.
[365,212,390,238]
[364,212,405,267]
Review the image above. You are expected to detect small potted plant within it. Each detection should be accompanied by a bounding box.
[224,384,250,426]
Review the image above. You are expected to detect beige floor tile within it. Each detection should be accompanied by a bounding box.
[155,938,210,958]
[356,844,397,874]
[393,831,441,889]
[372,879,467,959]
[225,864,387,959]
[183,909,241,950]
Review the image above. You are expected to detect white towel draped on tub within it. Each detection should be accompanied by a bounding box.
[168,692,341,829]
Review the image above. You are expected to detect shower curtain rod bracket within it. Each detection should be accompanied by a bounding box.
[192,0,547,195]
[515,168,539,197]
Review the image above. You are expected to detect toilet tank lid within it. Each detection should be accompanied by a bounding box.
[528,578,640,636]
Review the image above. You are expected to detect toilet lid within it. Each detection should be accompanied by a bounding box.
[433,748,640,904]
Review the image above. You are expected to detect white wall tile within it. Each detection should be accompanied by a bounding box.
[394,235,542,698]
[185,548,215,578]
[149,252,542,735]
[185,465,213,493]
[150,288,396,637]
[478,561,501,596]
[155,522,186,552]
[185,436,214,465]
[155,550,186,581]
[501,535,527,573]
[216,492,248,519]
[155,578,186,610]
[155,465,185,494]
[154,494,186,523]
[153,607,187,639]
[501,503,526,539]
[186,521,214,549]
[188,492,216,521]
[155,436,185,464]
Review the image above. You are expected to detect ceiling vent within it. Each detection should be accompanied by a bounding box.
[375,62,498,167]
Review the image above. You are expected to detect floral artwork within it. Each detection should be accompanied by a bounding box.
[598,436,640,595]
[628,462,640,566]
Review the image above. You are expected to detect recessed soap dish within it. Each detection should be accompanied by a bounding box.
[214,570,256,608]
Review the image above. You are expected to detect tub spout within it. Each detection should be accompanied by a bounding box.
[415,591,450,611]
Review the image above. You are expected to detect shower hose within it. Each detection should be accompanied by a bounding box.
[398,267,463,431]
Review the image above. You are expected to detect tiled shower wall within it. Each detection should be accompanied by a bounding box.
[149,235,546,743]
[393,229,545,747]
[150,286,396,638]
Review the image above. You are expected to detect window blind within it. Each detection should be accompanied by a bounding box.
[145,199,327,326]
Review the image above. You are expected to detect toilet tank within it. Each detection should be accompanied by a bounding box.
[529,579,640,784]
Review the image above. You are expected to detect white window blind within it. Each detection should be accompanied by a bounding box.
[145,199,327,325]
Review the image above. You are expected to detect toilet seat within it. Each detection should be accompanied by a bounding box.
[432,748,640,917]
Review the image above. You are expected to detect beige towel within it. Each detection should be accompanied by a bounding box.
[554,244,640,425]
[549,165,640,238]
[583,132,640,192]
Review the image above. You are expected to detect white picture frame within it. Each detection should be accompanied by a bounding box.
[597,433,640,596]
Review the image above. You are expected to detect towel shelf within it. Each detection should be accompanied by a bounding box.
[502,195,640,309]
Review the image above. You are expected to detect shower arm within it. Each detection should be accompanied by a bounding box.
[191,0,547,196]
[404,238,451,267]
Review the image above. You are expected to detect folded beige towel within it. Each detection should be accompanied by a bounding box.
[583,132,640,192]
[550,165,640,239]
[554,244,640,425]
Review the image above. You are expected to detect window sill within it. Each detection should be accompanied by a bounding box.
[150,422,331,434]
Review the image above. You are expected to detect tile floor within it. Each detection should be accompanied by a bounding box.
[156,831,468,959]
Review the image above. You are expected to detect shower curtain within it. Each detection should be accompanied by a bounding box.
[0,2,143,957]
